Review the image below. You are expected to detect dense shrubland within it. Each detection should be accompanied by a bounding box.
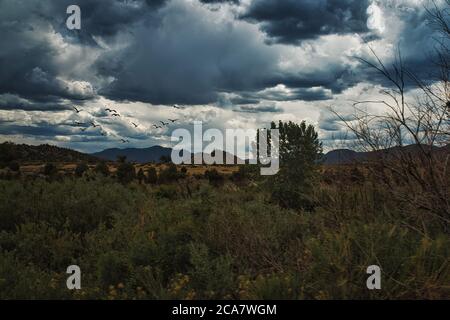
[0,160,448,299]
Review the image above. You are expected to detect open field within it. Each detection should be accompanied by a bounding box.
[17,162,241,176]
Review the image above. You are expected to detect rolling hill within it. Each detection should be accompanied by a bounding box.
[0,142,99,164]
[91,145,172,163]
[321,144,450,165]
[92,146,244,164]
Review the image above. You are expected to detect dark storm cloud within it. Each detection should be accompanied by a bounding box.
[287,88,333,101]
[271,67,358,94]
[199,0,239,4]
[233,84,333,103]
[0,123,75,137]
[99,0,280,105]
[0,114,118,139]
[389,4,448,83]
[0,0,425,111]
[0,1,90,102]
[0,94,72,111]
[230,97,260,105]
[241,0,371,44]
[94,0,447,105]
[348,2,448,90]
[97,0,365,106]
[0,0,168,105]
[76,0,167,37]
[1,0,444,109]
[37,0,168,39]
[0,120,132,144]
[0,62,95,102]
[238,104,281,113]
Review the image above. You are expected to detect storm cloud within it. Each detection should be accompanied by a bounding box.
[0,0,447,152]
[241,0,371,44]
[98,0,280,105]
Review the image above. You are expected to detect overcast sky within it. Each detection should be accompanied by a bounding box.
[0,0,447,153]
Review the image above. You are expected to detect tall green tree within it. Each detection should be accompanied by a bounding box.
[268,120,322,210]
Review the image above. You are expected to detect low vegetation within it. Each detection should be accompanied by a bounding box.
[0,132,448,299]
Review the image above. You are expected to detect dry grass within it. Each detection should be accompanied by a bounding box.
[18,162,240,176]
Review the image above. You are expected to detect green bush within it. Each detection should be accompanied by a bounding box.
[43,163,57,176]
[187,243,235,299]
[75,162,89,177]
[137,168,145,184]
[158,164,182,183]
[146,167,158,184]
[97,251,131,288]
[204,169,224,187]
[155,185,179,200]
[231,165,258,183]
[94,162,110,176]
[116,162,136,184]
[0,252,71,299]
[8,161,20,172]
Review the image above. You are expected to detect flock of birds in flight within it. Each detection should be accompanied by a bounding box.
[71,104,183,143]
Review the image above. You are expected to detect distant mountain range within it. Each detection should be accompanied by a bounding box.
[322,144,450,165]
[321,149,367,165]
[91,146,243,164]
[92,144,450,165]
[2,141,447,165]
[92,146,172,163]
[93,145,369,164]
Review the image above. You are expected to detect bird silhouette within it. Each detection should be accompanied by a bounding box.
[112,113,120,117]
[131,122,139,128]
[90,121,100,128]
[74,121,84,126]
[100,131,107,136]
[168,119,178,123]
[173,105,181,109]
[160,121,169,126]
[120,139,130,143]
[73,106,82,113]
[152,124,162,129]
[106,108,118,113]
[80,127,88,132]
